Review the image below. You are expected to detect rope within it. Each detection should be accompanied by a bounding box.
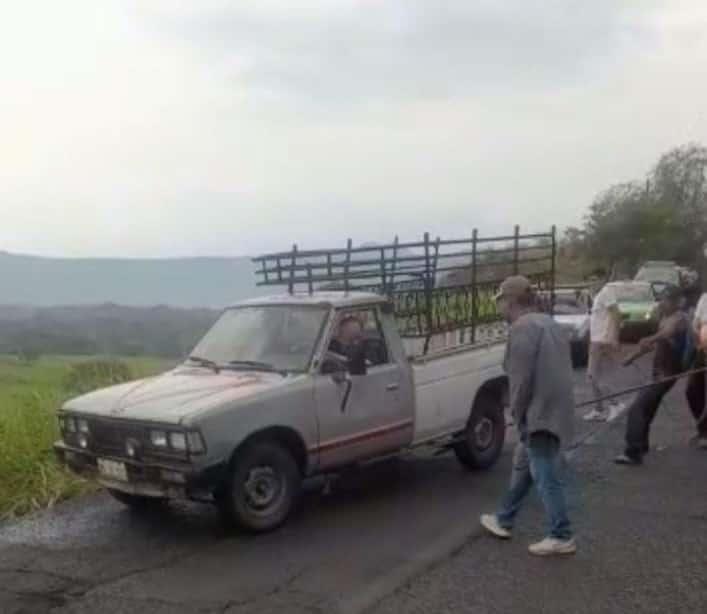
[576,364,707,409]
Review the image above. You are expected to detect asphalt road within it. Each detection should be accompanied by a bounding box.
[2,359,705,614]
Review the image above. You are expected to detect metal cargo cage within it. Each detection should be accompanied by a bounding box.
[253,226,556,349]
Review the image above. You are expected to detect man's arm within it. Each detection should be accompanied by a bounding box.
[694,295,707,335]
[507,323,540,426]
[639,314,687,350]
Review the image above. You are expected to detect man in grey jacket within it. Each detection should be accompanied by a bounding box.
[480,276,576,556]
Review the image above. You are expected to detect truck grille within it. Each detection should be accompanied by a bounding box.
[89,420,147,455]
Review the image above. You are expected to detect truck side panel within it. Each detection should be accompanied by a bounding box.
[411,343,506,443]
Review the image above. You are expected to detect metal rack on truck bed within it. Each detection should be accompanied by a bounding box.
[253,226,557,354]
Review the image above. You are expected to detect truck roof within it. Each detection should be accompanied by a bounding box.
[234,291,387,309]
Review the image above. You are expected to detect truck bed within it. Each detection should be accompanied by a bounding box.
[409,333,507,444]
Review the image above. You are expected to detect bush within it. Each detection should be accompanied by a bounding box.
[63,359,135,396]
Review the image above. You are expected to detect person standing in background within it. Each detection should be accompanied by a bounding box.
[615,286,689,465]
[584,283,626,421]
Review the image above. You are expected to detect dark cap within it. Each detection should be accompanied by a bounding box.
[657,284,682,302]
[495,276,532,301]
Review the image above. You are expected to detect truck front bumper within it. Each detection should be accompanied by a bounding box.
[54,441,226,500]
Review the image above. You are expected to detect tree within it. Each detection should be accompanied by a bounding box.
[562,142,707,280]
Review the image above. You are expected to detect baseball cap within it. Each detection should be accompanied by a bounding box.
[657,284,682,302]
[494,275,532,301]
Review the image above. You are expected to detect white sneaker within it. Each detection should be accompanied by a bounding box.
[583,409,608,422]
[528,537,577,556]
[607,402,627,421]
[480,514,511,539]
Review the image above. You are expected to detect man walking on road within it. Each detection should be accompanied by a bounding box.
[584,282,625,421]
[480,276,576,557]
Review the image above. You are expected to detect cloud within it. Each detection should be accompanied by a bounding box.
[149,0,649,107]
[2,1,707,259]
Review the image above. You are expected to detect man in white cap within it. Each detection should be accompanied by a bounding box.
[480,276,576,556]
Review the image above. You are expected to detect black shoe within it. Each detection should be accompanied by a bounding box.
[614,453,642,465]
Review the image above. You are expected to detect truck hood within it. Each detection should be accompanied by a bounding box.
[63,367,290,424]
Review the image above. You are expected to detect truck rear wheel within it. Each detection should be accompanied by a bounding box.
[454,391,506,470]
[217,441,302,533]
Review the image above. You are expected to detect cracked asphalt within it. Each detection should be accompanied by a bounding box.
[2,357,706,613]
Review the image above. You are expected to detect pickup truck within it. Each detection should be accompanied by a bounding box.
[55,229,556,532]
[55,292,508,531]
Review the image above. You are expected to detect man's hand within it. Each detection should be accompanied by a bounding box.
[639,337,655,352]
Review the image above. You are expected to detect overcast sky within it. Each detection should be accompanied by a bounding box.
[2,0,707,258]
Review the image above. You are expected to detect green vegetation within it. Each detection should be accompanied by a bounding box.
[0,355,168,520]
[561,142,707,280]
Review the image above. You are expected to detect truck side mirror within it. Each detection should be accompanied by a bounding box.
[322,352,349,382]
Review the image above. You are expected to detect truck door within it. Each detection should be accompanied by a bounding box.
[313,306,413,470]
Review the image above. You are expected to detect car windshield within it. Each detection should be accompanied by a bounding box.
[613,284,654,303]
[635,267,679,284]
[553,295,588,316]
[189,305,328,372]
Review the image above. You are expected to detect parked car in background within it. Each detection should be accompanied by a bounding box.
[634,261,680,292]
[609,281,659,342]
[550,288,591,367]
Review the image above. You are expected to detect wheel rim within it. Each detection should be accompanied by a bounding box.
[242,465,285,516]
[473,417,495,451]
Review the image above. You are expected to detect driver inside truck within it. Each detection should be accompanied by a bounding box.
[329,315,367,374]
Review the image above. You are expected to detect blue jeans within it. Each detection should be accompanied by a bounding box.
[496,432,572,540]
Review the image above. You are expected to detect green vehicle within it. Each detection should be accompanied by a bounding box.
[634,261,679,292]
[608,281,659,341]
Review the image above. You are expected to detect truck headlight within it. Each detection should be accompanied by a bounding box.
[186,431,206,454]
[77,419,90,434]
[65,417,77,433]
[150,430,168,447]
[169,432,187,452]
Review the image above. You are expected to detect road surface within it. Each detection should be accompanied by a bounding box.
[2,360,705,613]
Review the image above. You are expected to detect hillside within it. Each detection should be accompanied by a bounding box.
[0,303,220,358]
[0,251,275,308]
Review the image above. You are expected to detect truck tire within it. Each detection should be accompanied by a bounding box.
[454,391,506,470]
[217,441,302,533]
[107,489,165,509]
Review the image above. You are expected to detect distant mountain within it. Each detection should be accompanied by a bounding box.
[0,252,279,308]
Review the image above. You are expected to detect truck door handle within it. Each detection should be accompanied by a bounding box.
[386,383,400,391]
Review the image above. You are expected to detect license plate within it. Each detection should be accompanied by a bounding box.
[97,459,128,482]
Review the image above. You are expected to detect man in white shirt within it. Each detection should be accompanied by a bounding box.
[584,284,626,421]
[685,292,707,448]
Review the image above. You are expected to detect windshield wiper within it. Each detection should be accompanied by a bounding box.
[226,360,285,374]
[187,355,221,373]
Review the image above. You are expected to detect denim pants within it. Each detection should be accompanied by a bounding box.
[496,431,572,540]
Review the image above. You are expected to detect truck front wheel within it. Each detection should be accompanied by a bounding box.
[454,391,506,470]
[216,441,302,533]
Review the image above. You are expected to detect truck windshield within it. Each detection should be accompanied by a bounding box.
[189,305,328,373]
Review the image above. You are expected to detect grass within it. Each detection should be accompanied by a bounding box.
[0,355,169,521]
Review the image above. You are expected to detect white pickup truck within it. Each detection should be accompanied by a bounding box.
[55,230,555,532]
